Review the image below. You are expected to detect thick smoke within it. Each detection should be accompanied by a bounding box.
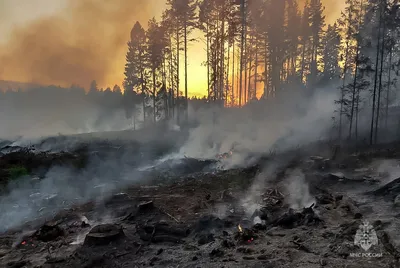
[0,0,163,88]
[179,88,339,167]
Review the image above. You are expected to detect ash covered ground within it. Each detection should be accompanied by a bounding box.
[1,128,400,268]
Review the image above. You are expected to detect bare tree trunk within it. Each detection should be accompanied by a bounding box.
[291,47,296,76]
[236,47,240,104]
[162,56,168,119]
[385,44,393,130]
[300,39,307,83]
[140,69,146,126]
[184,19,188,122]
[239,0,246,107]
[370,3,382,145]
[254,37,258,99]
[207,22,210,100]
[339,15,351,142]
[231,38,235,106]
[220,17,225,106]
[348,43,360,140]
[214,19,219,102]
[226,43,230,106]
[244,44,248,104]
[348,0,365,140]
[163,56,167,85]
[286,57,290,83]
[264,37,268,99]
[310,33,318,87]
[152,68,156,124]
[375,1,386,144]
[355,87,360,142]
[169,36,175,120]
[138,45,147,126]
[247,35,252,101]
[164,88,168,121]
[176,22,180,124]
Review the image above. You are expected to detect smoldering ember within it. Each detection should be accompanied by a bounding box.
[2,0,400,268]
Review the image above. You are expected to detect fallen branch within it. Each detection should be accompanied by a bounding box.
[116,251,131,258]
[292,240,312,253]
[135,244,143,255]
[159,208,180,223]
[143,225,189,237]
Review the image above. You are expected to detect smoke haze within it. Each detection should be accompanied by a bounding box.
[179,88,338,166]
[0,0,164,89]
[0,86,135,139]
[0,0,361,233]
[0,0,343,90]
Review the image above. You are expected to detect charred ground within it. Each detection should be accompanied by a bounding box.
[1,134,400,268]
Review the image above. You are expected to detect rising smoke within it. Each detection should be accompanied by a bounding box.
[0,140,172,233]
[285,169,315,209]
[179,87,339,167]
[0,0,360,235]
[0,0,346,139]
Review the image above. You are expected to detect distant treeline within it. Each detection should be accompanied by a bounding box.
[0,83,210,131]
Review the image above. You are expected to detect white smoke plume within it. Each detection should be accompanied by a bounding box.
[179,87,339,168]
[285,169,315,210]
[240,161,283,216]
[0,143,167,232]
[375,159,400,184]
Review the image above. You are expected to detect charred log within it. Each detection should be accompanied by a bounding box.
[34,222,64,242]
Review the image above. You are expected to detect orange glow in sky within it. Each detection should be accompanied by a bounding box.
[0,0,345,97]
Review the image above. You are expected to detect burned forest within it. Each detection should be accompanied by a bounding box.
[2,0,400,268]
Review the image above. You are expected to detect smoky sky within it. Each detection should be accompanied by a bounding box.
[0,0,162,89]
[0,0,342,90]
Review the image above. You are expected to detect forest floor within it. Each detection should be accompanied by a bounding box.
[1,134,400,267]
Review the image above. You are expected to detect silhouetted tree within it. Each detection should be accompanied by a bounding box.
[146,18,167,123]
[89,80,98,93]
[113,84,122,94]
[322,23,341,81]
[308,0,325,87]
[125,21,148,124]
[175,0,197,121]
[300,1,311,83]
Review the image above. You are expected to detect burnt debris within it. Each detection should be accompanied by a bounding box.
[34,221,64,242]
[84,224,126,246]
[138,222,190,244]
[1,140,400,268]
[273,204,322,229]
[370,177,400,200]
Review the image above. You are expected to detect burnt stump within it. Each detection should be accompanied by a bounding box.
[84,224,125,246]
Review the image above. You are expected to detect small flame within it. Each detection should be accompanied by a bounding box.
[238,224,243,233]
[21,241,26,245]
[217,151,234,159]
